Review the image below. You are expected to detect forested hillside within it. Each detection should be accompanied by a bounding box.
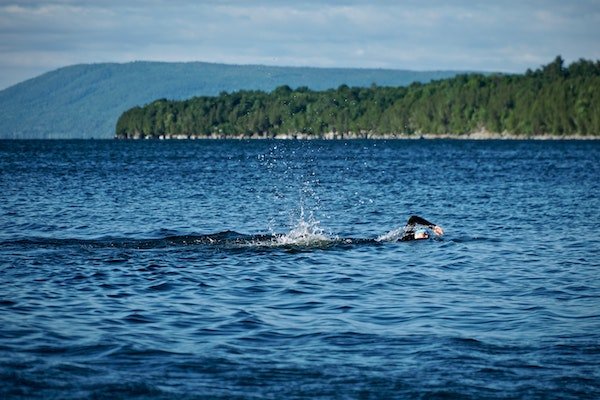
[0,62,462,139]
[116,57,600,139]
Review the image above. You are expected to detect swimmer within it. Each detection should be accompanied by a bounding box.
[400,215,444,241]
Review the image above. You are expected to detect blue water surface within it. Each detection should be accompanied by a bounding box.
[1,139,599,399]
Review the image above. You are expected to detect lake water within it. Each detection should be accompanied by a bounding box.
[1,139,599,399]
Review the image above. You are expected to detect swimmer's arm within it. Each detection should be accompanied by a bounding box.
[406,215,435,227]
[406,215,444,236]
[432,225,444,236]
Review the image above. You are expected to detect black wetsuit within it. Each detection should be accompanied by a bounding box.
[400,215,437,241]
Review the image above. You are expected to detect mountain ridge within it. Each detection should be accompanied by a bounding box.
[0,61,468,139]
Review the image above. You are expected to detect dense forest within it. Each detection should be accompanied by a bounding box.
[116,57,600,139]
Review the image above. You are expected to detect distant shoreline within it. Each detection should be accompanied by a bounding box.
[116,132,600,141]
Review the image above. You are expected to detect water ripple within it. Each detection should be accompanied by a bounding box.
[1,140,599,399]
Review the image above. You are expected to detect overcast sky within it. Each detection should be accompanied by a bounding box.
[0,0,599,89]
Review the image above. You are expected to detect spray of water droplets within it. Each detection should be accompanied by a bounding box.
[256,141,332,243]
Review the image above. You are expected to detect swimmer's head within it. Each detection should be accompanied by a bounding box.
[414,229,429,240]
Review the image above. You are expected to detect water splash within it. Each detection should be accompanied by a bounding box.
[275,206,332,246]
[375,226,406,242]
[257,142,327,239]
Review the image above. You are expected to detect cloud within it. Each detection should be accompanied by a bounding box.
[0,0,599,89]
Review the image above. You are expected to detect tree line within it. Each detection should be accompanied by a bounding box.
[115,57,600,139]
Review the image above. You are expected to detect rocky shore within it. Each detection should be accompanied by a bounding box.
[119,130,599,140]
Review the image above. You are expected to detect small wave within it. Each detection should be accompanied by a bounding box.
[448,236,502,244]
[0,232,250,250]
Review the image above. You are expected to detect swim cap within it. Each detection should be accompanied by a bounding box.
[414,229,428,239]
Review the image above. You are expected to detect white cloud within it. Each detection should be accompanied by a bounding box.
[0,0,599,89]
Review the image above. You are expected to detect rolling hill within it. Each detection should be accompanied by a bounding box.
[0,62,465,139]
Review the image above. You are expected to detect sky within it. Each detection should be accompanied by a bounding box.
[0,0,599,89]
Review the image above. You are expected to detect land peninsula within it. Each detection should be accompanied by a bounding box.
[116,57,600,140]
